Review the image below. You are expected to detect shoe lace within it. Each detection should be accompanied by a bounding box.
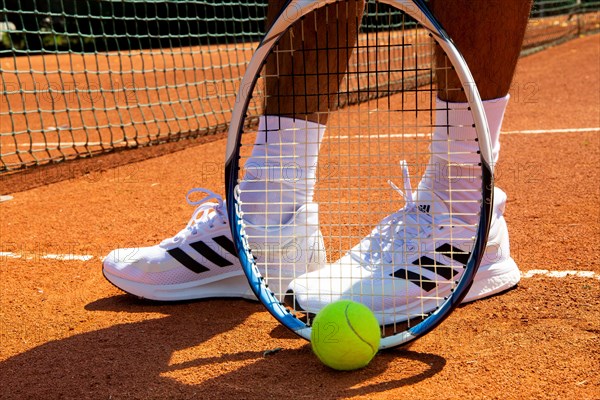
[164,188,227,245]
[354,161,433,267]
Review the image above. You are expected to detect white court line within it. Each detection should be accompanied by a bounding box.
[0,252,20,259]
[3,141,136,148]
[2,140,138,148]
[324,127,599,141]
[331,132,431,140]
[2,251,599,280]
[42,253,94,262]
[502,127,600,135]
[521,269,600,279]
[3,127,598,147]
[1,252,94,262]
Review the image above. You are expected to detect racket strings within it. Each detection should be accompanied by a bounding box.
[235,0,483,337]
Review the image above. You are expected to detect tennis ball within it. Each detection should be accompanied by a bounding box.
[311,300,380,370]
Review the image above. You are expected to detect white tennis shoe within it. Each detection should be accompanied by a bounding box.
[103,188,325,301]
[286,173,520,324]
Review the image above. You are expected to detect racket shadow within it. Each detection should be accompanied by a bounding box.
[266,323,447,397]
[0,294,446,398]
[92,295,448,396]
[170,346,446,397]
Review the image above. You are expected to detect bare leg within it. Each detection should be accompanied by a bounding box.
[243,1,363,225]
[264,0,363,124]
[285,1,530,316]
[419,0,532,229]
[431,0,533,102]
[267,0,531,107]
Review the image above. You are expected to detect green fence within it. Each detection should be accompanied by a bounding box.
[1,0,598,175]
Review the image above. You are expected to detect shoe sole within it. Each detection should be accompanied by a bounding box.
[463,256,521,303]
[102,228,326,302]
[391,257,521,323]
[287,257,521,325]
[102,269,257,301]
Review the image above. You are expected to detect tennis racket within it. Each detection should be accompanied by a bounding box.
[225,0,494,349]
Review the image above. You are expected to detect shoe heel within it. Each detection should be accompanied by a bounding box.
[306,231,327,272]
[464,257,520,303]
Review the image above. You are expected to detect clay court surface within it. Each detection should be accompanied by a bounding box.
[1,34,599,399]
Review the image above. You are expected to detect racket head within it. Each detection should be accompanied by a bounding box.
[225,0,494,349]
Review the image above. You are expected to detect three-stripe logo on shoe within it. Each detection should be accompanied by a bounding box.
[391,244,471,292]
[417,204,431,214]
[166,235,237,273]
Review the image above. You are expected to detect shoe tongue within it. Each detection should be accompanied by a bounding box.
[414,188,449,222]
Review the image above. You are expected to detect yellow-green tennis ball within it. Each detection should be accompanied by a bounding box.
[310,300,380,371]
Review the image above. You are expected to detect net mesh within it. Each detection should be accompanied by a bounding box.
[1,0,599,175]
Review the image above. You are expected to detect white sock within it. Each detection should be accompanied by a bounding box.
[418,95,509,223]
[240,115,326,226]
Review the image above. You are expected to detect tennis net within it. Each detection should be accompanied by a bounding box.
[1,0,599,175]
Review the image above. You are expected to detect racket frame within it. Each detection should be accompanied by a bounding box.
[225,0,494,348]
